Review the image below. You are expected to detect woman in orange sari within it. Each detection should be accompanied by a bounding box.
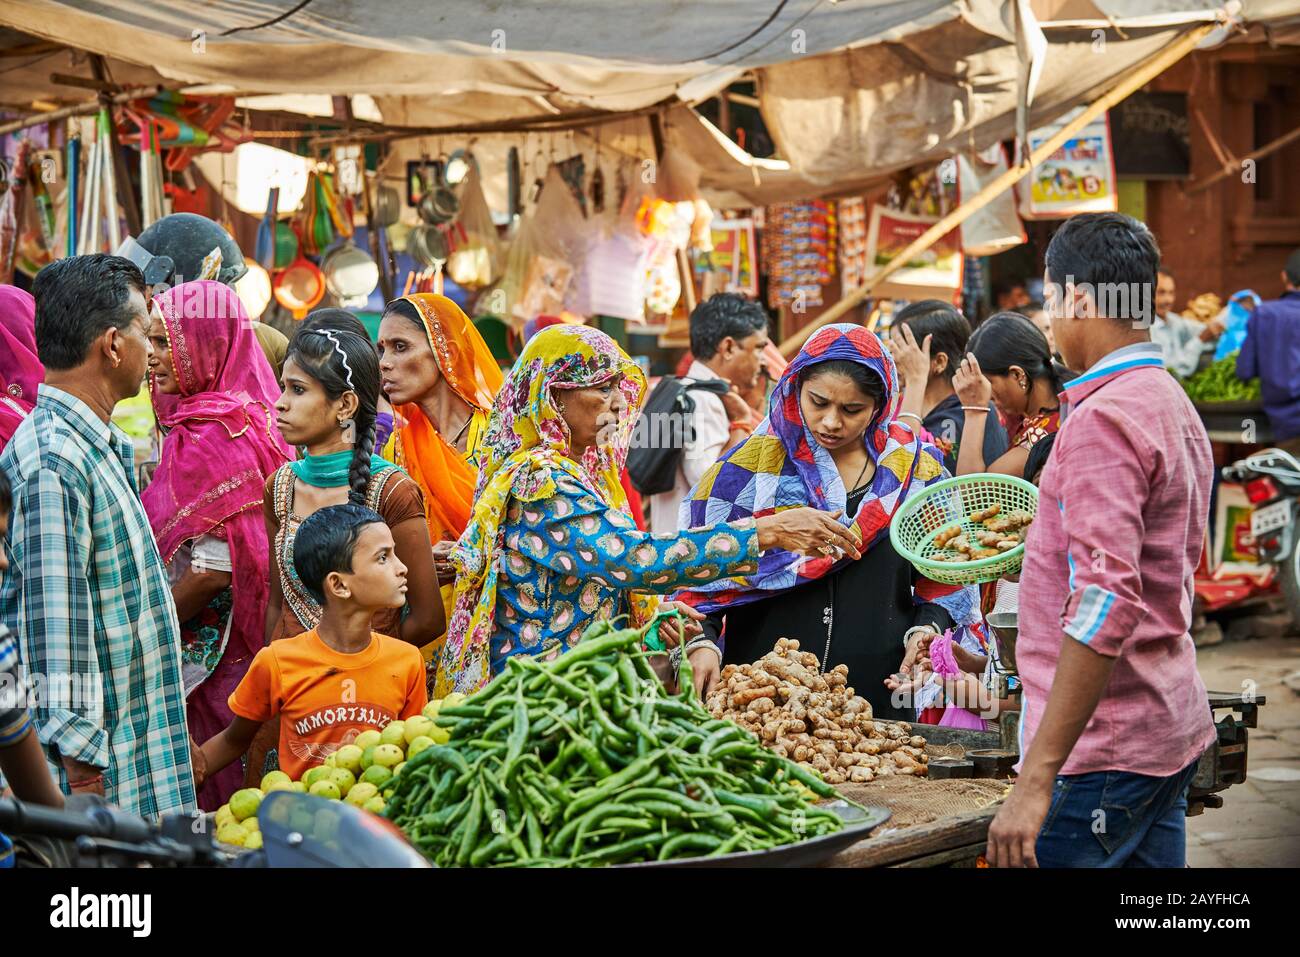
[377,294,503,654]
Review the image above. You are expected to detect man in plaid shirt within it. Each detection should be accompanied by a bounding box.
[0,255,195,817]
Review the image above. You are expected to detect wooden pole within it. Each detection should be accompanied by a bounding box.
[0,85,169,137]
[1187,121,1300,194]
[90,55,140,238]
[777,21,1218,357]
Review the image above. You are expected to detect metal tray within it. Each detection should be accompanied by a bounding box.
[614,801,890,868]
[1192,399,1263,414]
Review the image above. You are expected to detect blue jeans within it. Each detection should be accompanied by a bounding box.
[1035,759,1200,867]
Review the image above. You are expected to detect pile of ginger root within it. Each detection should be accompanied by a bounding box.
[705,638,928,785]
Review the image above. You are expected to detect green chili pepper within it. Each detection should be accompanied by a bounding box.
[657,832,722,861]
[454,785,484,866]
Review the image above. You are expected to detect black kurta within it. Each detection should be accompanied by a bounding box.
[702,489,954,721]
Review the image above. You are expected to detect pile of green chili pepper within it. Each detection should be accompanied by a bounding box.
[382,619,860,866]
[1176,352,1261,404]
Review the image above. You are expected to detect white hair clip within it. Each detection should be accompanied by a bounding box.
[316,329,357,445]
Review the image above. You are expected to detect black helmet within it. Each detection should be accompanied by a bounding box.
[131,213,247,287]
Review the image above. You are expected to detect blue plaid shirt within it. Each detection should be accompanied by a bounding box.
[0,385,195,817]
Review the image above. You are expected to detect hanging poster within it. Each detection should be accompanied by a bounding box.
[864,205,963,300]
[700,217,758,297]
[1018,107,1118,220]
[958,146,1025,256]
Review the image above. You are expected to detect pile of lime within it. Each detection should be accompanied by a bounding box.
[213,694,465,848]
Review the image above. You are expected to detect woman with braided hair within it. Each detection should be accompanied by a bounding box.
[248,326,442,783]
[262,326,441,646]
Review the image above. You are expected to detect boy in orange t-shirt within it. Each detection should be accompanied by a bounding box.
[195,504,427,785]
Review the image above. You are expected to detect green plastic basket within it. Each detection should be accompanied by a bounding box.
[889,473,1040,586]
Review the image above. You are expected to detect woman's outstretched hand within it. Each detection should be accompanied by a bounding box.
[756,508,862,560]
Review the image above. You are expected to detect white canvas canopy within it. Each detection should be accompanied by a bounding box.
[2,0,1298,204]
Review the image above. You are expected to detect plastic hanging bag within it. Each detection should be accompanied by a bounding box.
[1212,290,1260,361]
[958,146,1025,257]
[447,161,501,289]
[494,165,583,324]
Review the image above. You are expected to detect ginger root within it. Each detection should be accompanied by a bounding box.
[707,639,928,791]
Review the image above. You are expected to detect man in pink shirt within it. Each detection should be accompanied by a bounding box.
[987,212,1218,868]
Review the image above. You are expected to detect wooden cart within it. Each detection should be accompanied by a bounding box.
[822,690,1263,866]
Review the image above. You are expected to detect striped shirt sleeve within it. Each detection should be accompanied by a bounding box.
[1055,409,1151,657]
[0,629,33,748]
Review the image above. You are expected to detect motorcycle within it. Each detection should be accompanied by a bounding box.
[0,791,429,868]
[1222,446,1300,624]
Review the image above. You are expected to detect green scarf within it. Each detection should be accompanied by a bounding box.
[290,450,396,488]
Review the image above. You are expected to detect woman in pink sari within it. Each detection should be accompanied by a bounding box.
[142,280,292,809]
[0,286,43,450]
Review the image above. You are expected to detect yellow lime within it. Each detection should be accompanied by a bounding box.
[360,764,392,788]
[406,735,435,760]
[362,796,386,814]
[289,781,308,793]
[443,692,467,707]
[214,805,235,829]
[260,770,292,791]
[323,753,337,768]
[422,699,442,720]
[402,716,435,743]
[327,767,356,795]
[229,788,263,823]
[302,765,334,789]
[392,762,405,778]
[379,721,406,747]
[244,830,264,851]
[354,729,382,750]
[429,723,451,745]
[372,743,403,768]
[333,744,364,774]
[345,782,380,806]
[216,822,249,847]
[360,745,376,770]
[243,814,260,833]
[309,780,341,801]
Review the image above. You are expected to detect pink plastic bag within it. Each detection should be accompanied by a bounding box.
[930,632,987,730]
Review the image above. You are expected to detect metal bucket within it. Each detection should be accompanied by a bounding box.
[986,611,1019,673]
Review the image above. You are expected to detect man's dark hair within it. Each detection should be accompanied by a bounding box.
[293,504,386,604]
[689,293,768,360]
[1024,432,1057,485]
[991,277,1027,302]
[1044,212,1161,324]
[893,300,972,383]
[0,470,10,516]
[1285,249,1300,287]
[33,254,147,370]
[1157,265,1176,281]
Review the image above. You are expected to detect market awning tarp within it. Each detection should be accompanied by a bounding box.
[3,1,1300,204]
